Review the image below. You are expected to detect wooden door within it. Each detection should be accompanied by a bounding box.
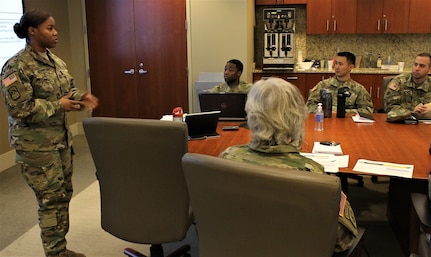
[85,0,139,117]
[85,0,188,119]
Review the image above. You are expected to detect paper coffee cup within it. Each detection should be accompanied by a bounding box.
[327,60,334,70]
[398,62,405,72]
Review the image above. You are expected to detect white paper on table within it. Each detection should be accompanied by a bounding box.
[352,113,375,123]
[161,115,173,121]
[353,159,413,179]
[300,153,349,173]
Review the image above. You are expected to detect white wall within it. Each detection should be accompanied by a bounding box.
[187,0,255,112]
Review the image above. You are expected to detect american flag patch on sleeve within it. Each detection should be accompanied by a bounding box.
[388,83,398,90]
[2,73,18,88]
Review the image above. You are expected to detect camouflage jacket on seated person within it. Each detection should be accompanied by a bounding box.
[307,77,374,114]
[384,73,431,122]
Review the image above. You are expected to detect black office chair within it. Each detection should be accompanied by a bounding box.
[382,75,397,112]
[83,117,193,257]
[410,193,431,257]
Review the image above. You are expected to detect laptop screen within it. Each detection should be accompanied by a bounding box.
[185,111,220,140]
[199,93,247,121]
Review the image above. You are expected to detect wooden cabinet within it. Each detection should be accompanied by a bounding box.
[408,0,431,33]
[305,73,332,97]
[306,0,357,34]
[350,74,387,111]
[356,0,410,34]
[253,72,396,111]
[253,72,307,100]
[255,0,307,4]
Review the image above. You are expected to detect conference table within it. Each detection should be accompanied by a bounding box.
[189,113,430,179]
[188,113,431,256]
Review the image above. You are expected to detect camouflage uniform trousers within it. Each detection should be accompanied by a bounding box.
[16,148,73,257]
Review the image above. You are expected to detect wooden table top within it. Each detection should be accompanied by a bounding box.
[188,113,431,179]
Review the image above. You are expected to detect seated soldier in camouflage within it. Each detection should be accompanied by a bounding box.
[219,77,358,253]
[384,53,431,122]
[207,59,252,93]
[307,51,374,114]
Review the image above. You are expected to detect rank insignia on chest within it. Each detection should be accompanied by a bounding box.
[2,73,18,87]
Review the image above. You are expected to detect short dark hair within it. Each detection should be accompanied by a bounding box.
[337,52,356,66]
[227,59,244,72]
[417,53,431,67]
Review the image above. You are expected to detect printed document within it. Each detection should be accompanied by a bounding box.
[353,159,413,178]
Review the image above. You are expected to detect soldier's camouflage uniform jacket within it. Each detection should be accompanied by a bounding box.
[1,45,85,151]
[207,80,252,93]
[384,73,431,122]
[220,144,358,253]
[307,77,374,114]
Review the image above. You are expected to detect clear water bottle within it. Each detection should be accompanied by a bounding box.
[315,103,324,131]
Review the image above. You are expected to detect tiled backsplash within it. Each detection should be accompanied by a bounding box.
[255,5,431,70]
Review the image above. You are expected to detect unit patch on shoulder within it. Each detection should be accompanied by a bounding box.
[2,73,18,87]
[8,86,21,100]
[388,83,398,91]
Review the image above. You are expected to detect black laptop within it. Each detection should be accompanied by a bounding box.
[185,111,221,140]
[199,93,247,121]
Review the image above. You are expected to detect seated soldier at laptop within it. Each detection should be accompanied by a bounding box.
[384,53,431,122]
[207,59,252,93]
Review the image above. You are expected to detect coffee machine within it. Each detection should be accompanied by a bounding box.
[263,8,295,70]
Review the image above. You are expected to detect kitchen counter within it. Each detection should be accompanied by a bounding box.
[254,68,404,75]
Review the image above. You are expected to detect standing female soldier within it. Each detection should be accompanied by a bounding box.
[1,9,98,257]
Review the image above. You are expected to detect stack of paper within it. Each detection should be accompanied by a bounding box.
[300,153,349,173]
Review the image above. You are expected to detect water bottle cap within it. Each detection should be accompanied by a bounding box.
[172,107,183,117]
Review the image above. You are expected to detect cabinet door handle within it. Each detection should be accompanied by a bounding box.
[369,87,373,96]
[377,87,380,98]
[326,20,329,32]
[333,20,337,32]
[286,76,298,80]
[384,20,388,31]
[377,19,381,31]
